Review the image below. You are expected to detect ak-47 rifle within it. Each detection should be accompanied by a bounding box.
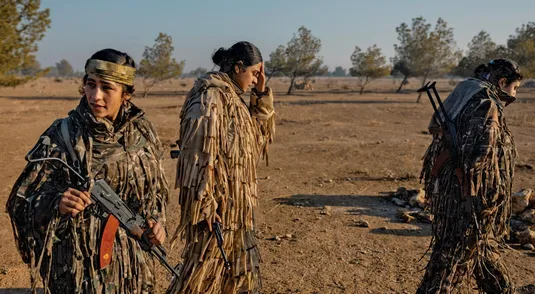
[25,139,180,278]
[418,82,465,191]
[169,147,232,270]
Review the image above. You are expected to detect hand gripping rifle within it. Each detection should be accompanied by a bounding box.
[213,222,231,270]
[170,146,231,271]
[25,139,180,278]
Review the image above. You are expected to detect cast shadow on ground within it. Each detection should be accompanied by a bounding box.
[0,289,43,294]
[4,96,79,101]
[274,99,414,106]
[274,193,431,237]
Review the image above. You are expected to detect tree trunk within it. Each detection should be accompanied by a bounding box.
[266,69,277,86]
[359,77,369,95]
[416,73,429,103]
[396,75,408,93]
[143,80,155,98]
[287,74,296,95]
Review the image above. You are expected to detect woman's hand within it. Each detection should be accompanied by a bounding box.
[146,219,166,246]
[59,188,92,217]
[255,62,266,93]
[206,213,222,232]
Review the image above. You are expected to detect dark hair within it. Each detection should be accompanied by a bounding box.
[474,58,523,87]
[212,41,263,73]
[80,48,136,95]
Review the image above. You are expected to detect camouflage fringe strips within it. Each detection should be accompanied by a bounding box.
[417,83,516,293]
[167,72,274,294]
[6,98,169,293]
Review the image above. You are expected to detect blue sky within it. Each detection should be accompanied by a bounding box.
[36,0,535,72]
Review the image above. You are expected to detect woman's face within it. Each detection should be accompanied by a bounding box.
[499,78,521,97]
[84,74,130,121]
[232,62,262,91]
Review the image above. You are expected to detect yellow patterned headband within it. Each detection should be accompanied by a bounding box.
[85,59,136,86]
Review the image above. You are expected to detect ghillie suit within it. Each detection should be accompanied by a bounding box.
[167,72,275,294]
[6,98,169,293]
[417,78,516,293]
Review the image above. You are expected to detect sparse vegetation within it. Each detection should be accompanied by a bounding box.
[0,0,51,87]
[138,32,185,97]
[393,17,461,102]
[266,26,327,95]
[55,59,74,77]
[350,45,391,94]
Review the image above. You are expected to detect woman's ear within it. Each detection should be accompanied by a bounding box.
[498,77,507,89]
[235,61,245,73]
[122,93,132,104]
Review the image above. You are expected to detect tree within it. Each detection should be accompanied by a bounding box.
[138,32,185,97]
[266,26,324,95]
[56,59,74,77]
[185,67,207,77]
[452,31,498,77]
[507,22,535,78]
[331,66,347,77]
[20,55,43,76]
[349,45,390,94]
[0,0,51,86]
[393,17,461,101]
[45,66,59,77]
[391,60,412,92]
[265,45,287,84]
[284,26,325,95]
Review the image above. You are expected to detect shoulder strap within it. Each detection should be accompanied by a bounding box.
[60,118,80,171]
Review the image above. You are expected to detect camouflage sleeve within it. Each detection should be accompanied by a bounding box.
[458,93,501,198]
[6,122,72,263]
[250,87,275,163]
[137,117,170,226]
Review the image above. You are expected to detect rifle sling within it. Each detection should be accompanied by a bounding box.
[431,149,466,196]
[60,119,120,269]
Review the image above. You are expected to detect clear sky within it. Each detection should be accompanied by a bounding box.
[36,0,535,72]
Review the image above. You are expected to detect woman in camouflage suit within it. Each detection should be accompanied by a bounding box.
[418,59,522,293]
[6,48,169,293]
[167,41,275,294]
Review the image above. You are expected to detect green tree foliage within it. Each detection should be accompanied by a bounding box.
[349,45,390,94]
[393,17,461,101]
[331,66,347,77]
[56,59,74,77]
[138,33,185,97]
[265,26,326,95]
[0,0,51,86]
[507,22,535,78]
[453,31,498,77]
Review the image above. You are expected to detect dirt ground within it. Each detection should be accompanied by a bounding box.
[1,77,535,293]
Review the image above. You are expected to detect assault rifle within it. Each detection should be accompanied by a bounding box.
[417,82,464,190]
[25,139,180,278]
